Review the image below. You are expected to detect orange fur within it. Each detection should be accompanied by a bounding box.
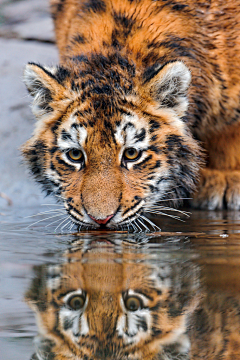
[22,0,240,230]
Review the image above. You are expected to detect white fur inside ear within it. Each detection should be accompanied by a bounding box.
[24,64,56,118]
[24,65,43,96]
[152,61,191,117]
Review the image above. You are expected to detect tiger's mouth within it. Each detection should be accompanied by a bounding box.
[65,200,160,232]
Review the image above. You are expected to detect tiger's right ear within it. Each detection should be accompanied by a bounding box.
[24,63,63,118]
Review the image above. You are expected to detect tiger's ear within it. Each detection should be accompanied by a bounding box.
[24,63,62,118]
[144,61,191,117]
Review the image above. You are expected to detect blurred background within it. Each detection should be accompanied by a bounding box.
[0,0,58,210]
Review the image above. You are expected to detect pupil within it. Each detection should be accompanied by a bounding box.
[129,149,135,156]
[129,301,137,310]
[74,299,81,307]
[73,150,80,157]
[126,298,139,311]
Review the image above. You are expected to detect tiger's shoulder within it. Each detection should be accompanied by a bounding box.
[50,0,240,133]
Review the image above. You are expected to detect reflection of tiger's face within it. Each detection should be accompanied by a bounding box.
[26,241,199,360]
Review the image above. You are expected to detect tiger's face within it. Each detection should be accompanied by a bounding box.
[26,239,200,360]
[22,54,201,230]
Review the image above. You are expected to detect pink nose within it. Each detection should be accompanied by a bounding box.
[89,214,114,225]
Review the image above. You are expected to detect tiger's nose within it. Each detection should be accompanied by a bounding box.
[89,214,114,225]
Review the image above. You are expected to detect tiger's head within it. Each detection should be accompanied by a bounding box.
[22,53,201,230]
[26,239,200,360]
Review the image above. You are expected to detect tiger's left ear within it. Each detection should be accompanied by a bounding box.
[143,61,191,117]
[23,63,64,119]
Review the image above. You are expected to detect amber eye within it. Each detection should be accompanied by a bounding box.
[124,296,142,312]
[67,295,85,310]
[67,149,84,162]
[123,148,141,162]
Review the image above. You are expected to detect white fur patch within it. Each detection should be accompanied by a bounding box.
[59,289,89,342]
[23,64,56,118]
[116,290,152,345]
[58,113,88,150]
[114,113,150,170]
[115,114,149,148]
[153,61,191,117]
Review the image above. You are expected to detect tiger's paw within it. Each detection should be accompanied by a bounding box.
[190,169,240,210]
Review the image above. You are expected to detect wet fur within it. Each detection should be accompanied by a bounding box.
[22,0,240,229]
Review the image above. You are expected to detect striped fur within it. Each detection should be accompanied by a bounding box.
[22,0,240,230]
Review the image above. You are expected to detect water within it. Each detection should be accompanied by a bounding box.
[1,207,240,359]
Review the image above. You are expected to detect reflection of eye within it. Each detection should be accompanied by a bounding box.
[67,295,85,310]
[124,296,142,312]
[66,149,84,162]
[123,148,141,162]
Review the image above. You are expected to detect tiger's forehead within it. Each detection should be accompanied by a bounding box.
[57,108,150,150]
[115,113,149,148]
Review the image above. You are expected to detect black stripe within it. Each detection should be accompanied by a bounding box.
[82,0,106,13]
[63,318,74,331]
[149,119,161,132]
[148,145,161,154]
[123,122,135,131]
[61,130,73,141]
[133,155,152,170]
[134,128,146,142]
[149,160,161,169]
[133,290,153,301]
[136,315,148,332]
[56,156,76,171]
[122,199,142,217]
[72,34,86,44]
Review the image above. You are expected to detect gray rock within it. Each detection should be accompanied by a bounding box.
[0,38,58,209]
[0,0,54,42]
[1,0,49,24]
[10,17,55,42]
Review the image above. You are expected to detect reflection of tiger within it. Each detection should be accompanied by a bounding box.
[22,0,240,230]
[26,240,200,360]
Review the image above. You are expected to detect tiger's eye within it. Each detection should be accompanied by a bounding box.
[123,148,140,161]
[67,149,83,162]
[67,295,85,310]
[125,296,142,312]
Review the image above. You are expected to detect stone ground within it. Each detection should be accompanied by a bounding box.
[0,0,58,209]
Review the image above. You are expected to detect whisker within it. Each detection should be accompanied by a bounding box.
[146,210,184,221]
[147,206,190,217]
[41,203,65,206]
[25,209,65,218]
[54,194,65,202]
[61,219,72,232]
[136,216,150,232]
[54,216,70,232]
[69,223,75,232]
[134,219,143,233]
[140,215,161,231]
[26,213,65,228]
[45,215,67,228]
[156,197,191,202]
[129,218,138,232]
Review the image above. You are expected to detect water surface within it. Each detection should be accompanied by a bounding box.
[1,207,240,359]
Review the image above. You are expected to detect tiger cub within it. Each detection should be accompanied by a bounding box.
[22,0,240,230]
